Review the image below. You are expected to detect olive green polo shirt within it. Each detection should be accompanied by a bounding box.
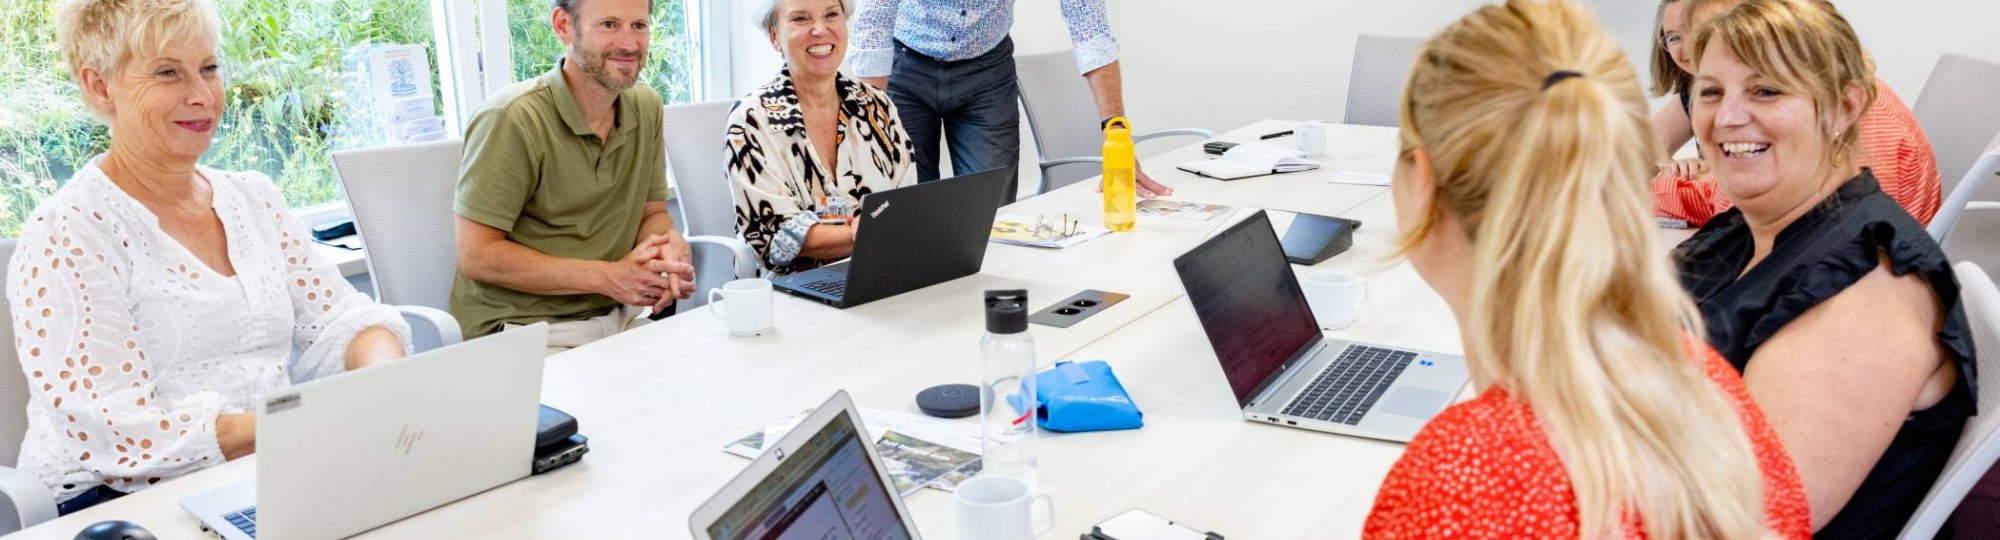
[450,65,672,338]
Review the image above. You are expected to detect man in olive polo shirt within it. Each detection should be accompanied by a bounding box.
[452,0,694,351]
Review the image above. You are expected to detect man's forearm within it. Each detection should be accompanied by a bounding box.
[1082,60,1126,121]
[461,237,607,296]
[635,204,677,248]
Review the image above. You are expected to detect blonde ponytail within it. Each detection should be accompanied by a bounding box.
[1398,0,1769,537]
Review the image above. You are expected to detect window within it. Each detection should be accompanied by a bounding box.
[0,0,717,239]
[0,0,442,237]
[505,0,699,105]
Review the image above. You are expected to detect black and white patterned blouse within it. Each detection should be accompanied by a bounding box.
[726,69,917,275]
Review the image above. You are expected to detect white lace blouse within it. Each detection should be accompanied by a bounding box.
[6,159,411,502]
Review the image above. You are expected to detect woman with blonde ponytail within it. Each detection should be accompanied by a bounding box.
[1361,0,1809,537]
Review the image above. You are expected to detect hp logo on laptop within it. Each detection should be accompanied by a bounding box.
[773,447,786,461]
[396,424,426,456]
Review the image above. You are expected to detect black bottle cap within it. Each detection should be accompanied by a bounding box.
[984,289,1028,334]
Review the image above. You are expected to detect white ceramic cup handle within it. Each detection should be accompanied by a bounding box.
[1030,494,1055,535]
[708,289,728,320]
[1356,278,1369,307]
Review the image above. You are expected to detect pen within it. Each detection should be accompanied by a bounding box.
[1259,130,1294,140]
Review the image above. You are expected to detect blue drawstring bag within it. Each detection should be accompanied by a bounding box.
[1034,360,1143,432]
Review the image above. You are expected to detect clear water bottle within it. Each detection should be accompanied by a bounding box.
[980,290,1039,489]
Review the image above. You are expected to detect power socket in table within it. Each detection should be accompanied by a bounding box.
[1028,290,1129,328]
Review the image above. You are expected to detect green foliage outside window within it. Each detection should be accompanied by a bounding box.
[508,0,697,105]
[0,0,693,238]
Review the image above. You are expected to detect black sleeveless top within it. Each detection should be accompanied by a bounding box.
[1675,170,1977,539]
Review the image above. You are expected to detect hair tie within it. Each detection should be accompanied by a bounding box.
[1542,70,1584,90]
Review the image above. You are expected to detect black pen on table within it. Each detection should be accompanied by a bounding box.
[1259,130,1294,140]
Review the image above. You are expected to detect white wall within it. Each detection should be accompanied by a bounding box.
[1015,0,2000,135]
[1838,1,2000,99]
[1013,0,1487,137]
[728,0,781,97]
[719,1,2000,191]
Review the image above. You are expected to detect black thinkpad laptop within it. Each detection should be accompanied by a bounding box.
[770,167,1013,309]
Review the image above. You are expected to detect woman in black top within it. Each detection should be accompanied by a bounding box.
[1674,1,1975,537]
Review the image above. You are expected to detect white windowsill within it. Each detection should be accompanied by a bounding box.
[315,241,370,277]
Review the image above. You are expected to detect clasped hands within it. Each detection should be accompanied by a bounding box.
[600,233,696,313]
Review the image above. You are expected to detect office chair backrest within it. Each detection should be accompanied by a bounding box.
[1343,35,1424,128]
[663,99,744,309]
[1897,261,2000,539]
[1915,54,2000,203]
[1016,49,1106,194]
[0,238,24,532]
[1917,53,2000,246]
[331,139,463,325]
[0,239,26,469]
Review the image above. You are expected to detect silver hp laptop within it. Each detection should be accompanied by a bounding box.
[1172,211,1468,442]
[180,323,548,539]
[691,391,922,540]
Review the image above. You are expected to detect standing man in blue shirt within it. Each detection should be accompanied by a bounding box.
[851,0,1171,202]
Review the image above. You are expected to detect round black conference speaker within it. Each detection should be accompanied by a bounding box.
[75,521,157,540]
[916,384,981,419]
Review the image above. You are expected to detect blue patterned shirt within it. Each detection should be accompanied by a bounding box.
[851,0,1120,78]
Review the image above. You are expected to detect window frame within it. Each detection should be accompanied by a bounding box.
[292,0,725,228]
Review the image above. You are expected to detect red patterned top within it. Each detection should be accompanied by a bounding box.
[1362,343,1813,538]
[1654,80,1940,227]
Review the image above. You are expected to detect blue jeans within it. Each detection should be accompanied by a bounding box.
[888,37,1022,202]
[57,484,124,515]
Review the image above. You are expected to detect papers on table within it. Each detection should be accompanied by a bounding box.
[1177,143,1321,180]
[723,407,986,495]
[1325,171,1392,186]
[1137,198,1233,221]
[991,214,1111,249]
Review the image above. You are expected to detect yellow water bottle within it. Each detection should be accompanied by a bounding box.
[1102,117,1137,232]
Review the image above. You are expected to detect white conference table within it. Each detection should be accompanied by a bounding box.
[15,120,1443,539]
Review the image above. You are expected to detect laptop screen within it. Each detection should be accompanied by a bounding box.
[704,410,914,540]
[1173,211,1324,407]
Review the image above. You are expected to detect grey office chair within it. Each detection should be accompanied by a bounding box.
[0,239,58,534]
[1015,50,1213,196]
[1916,53,2000,242]
[1896,261,2000,539]
[661,100,759,310]
[1342,35,1424,128]
[331,139,466,349]
[1933,135,2000,245]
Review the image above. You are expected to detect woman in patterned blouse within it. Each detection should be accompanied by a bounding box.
[729,0,918,275]
[10,0,411,515]
[1362,0,1809,537]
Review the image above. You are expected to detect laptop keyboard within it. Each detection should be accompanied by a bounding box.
[224,506,257,538]
[1280,345,1417,425]
[801,279,846,297]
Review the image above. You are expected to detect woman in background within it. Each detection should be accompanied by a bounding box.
[1362,0,1809,536]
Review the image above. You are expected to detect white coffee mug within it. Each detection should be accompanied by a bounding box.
[1302,271,1368,330]
[955,476,1054,540]
[706,278,774,336]
[1295,121,1329,157]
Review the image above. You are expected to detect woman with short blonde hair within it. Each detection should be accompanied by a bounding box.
[10,0,410,514]
[1652,0,1939,227]
[1362,0,1809,537]
[1674,0,1975,535]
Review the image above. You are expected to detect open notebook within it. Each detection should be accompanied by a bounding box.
[1177,143,1321,180]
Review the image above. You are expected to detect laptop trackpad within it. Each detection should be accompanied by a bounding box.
[1378,388,1449,419]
